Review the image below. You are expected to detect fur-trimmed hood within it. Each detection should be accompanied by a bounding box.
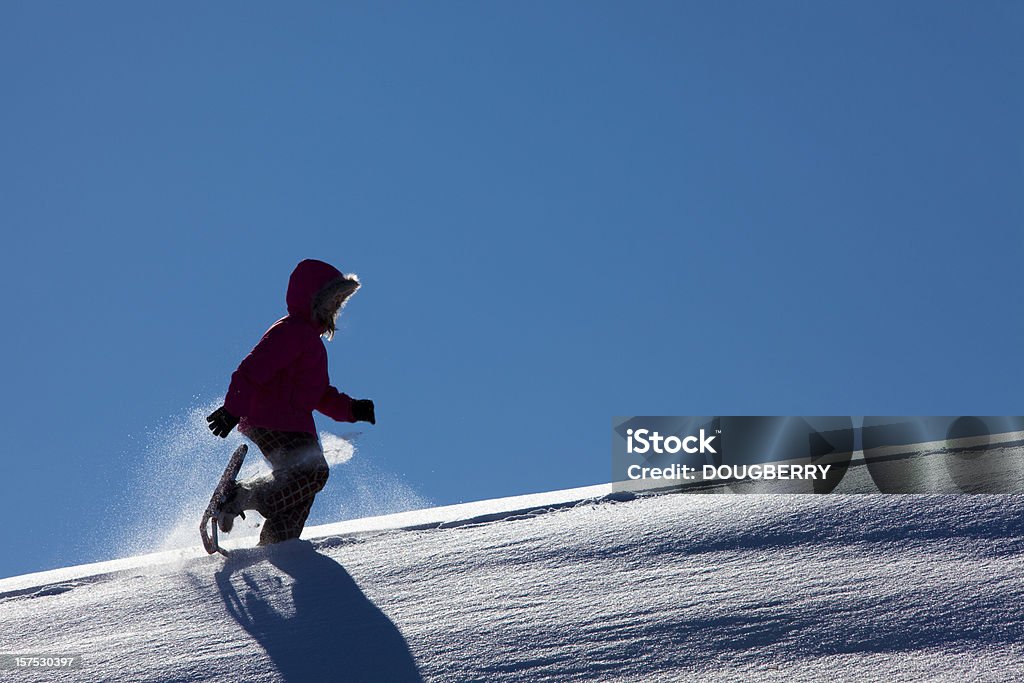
[286,259,360,332]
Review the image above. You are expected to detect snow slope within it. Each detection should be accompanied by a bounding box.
[2,484,1023,682]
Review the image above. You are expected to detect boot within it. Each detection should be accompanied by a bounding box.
[216,481,249,533]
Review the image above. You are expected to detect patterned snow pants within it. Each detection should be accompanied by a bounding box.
[238,427,329,546]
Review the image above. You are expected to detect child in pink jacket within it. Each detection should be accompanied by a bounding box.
[206,259,375,545]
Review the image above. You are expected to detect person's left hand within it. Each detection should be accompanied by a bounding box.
[352,399,376,425]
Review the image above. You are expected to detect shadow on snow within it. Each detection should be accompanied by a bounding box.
[215,540,422,682]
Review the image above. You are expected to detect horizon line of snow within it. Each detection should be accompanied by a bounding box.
[0,482,615,594]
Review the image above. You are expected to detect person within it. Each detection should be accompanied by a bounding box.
[205,258,375,545]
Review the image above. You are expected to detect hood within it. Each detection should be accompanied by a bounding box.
[286,259,347,325]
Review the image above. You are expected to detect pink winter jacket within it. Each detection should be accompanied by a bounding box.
[224,259,357,435]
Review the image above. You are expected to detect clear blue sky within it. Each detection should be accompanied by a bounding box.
[1,2,1020,578]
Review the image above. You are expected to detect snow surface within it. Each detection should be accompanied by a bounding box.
[2,483,1023,682]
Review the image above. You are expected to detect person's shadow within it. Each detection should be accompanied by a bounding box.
[215,540,423,682]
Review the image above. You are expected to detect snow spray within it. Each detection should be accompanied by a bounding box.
[115,400,429,557]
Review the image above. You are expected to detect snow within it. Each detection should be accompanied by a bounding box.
[2,482,1023,682]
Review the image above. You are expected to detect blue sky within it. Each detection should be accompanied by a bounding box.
[1,2,1020,578]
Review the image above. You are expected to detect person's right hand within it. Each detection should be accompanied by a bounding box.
[206,406,239,438]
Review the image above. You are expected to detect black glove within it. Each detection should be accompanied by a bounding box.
[352,399,376,425]
[206,406,239,438]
